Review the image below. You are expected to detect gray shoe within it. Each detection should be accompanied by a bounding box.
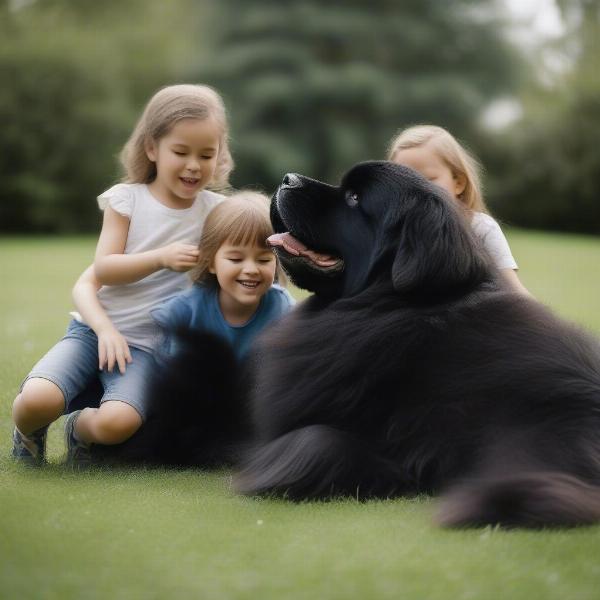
[12,426,48,465]
[64,410,92,467]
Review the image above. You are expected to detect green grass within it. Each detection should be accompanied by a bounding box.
[508,228,600,332]
[1,232,600,600]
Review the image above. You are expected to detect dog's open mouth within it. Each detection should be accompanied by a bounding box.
[267,233,344,271]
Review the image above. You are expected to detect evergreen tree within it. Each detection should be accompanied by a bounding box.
[194,0,521,191]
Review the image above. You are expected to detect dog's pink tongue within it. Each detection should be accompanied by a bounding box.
[268,232,305,256]
[267,233,339,267]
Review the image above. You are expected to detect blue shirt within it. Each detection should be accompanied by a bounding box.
[150,283,295,361]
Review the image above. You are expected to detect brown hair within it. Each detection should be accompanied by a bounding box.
[387,124,488,214]
[190,190,281,286]
[120,84,233,191]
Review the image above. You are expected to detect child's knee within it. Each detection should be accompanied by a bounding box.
[92,402,142,444]
[14,379,65,418]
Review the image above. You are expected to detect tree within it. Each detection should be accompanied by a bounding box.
[0,0,200,232]
[484,0,600,234]
[195,0,522,192]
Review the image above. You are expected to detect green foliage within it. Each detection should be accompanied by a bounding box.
[0,0,201,232]
[198,0,521,191]
[485,0,600,234]
[486,92,600,233]
[9,0,599,233]
[0,49,128,232]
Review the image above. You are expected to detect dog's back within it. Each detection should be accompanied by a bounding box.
[238,284,600,527]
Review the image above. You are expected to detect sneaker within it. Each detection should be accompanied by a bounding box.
[64,410,92,467]
[12,426,48,465]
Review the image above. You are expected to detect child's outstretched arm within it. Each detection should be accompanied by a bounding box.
[72,265,132,374]
[94,206,199,285]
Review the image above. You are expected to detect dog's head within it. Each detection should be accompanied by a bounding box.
[268,161,492,299]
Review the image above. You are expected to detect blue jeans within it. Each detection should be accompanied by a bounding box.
[21,320,156,421]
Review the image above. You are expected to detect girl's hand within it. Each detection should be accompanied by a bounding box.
[97,326,133,374]
[160,242,200,272]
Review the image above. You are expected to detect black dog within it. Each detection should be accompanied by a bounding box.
[235,161,600,528]
[90,329,250,467]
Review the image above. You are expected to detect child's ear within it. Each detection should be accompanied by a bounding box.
[145,139,157,162]
[208,262,216,274]
[453,172,467,197]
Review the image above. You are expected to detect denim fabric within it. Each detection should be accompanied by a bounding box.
[21,320,155,420]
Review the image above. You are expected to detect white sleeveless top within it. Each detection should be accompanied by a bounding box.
[94,183,224,352]
[470,212,518,271]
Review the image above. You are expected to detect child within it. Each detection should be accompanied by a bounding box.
[12,83,233,465]
[151,191,295,361]
[387,125,530,295]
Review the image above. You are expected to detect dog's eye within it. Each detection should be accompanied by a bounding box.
[345,191,359,208]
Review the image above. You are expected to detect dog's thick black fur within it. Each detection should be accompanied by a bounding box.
[235,161,600,528]
[90,329,250,467]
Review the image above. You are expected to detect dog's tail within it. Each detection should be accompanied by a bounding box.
[436,472,600,528]
[234,425,402,500]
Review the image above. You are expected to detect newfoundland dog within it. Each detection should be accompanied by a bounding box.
[234,161,600,528]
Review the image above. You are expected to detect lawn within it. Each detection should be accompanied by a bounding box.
[1,232,600,600]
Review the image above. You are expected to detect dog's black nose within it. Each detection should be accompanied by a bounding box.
[281,173,302,188]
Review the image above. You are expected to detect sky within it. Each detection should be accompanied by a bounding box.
[481,0,566,129]
[504,0,565,41]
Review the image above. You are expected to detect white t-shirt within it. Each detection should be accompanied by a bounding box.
[93,183,225,352]
[470,212,518,271]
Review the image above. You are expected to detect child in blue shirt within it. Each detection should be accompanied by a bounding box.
[151,191,295,361]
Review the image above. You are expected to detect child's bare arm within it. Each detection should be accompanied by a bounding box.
[94,207,199,285]
[500,269,533,297]
[72,265,132,374]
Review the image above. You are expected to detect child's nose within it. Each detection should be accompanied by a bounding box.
[243,260,260,273]
[186,157,201,172]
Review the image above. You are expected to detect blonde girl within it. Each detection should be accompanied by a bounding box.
[387,125,530,295]
[12,84,233,465]
[151,191,295,361]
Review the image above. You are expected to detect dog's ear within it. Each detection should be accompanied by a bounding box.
[391,193,490,296]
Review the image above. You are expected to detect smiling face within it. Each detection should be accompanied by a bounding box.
[391,143,466,204]
[146,117,221,208]
[210,241,277,323]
